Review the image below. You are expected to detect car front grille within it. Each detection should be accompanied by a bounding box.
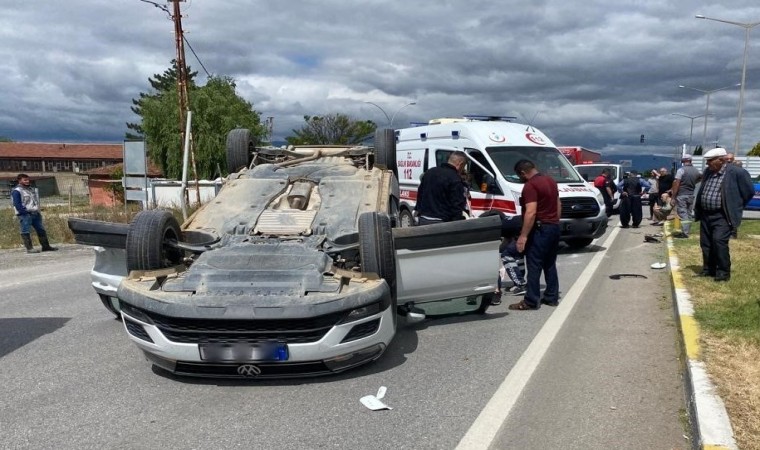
[128,306,346,344]
[561,197,600,218]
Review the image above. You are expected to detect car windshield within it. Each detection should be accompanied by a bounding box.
[487,146,583,184]
[575,165,619,183]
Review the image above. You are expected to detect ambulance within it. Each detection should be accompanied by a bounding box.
[394,116,607,248]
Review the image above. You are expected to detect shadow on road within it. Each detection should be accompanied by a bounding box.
[0,317,70,358]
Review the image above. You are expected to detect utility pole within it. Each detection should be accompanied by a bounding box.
[169,0,199,203]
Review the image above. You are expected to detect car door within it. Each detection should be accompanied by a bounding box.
[392,206,502,315]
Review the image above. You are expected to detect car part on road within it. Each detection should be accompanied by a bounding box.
[609,273,648,280]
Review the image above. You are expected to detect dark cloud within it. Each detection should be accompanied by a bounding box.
[1,0,759,155]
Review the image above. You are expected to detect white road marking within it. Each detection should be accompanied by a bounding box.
[456,225,621,450]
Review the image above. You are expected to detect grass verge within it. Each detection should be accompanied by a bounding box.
[670,219,760,449]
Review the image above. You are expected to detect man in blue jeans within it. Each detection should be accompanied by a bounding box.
[11,173,58,253]
[509,160,561,310]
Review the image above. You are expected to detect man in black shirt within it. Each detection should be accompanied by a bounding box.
[415,151,468,225]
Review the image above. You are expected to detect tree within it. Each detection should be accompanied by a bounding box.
[0,136,12,142]
[140,75,265,179]
[125,60,198,140]
[693,145,703,156]
[286,114,376,145]
[748,142,760,156]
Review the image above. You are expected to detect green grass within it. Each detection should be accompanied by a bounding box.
[673,219,760,344]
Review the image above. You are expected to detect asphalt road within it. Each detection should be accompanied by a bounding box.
[0,219,687,450]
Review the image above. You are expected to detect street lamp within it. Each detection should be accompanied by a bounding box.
[364,101,417,128]
[696,15,760,153]
[678,83,740,150]
[671,112,713,152]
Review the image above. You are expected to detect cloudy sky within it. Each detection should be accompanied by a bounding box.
[2,0,760,156]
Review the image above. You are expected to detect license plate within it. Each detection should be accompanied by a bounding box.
[199,342,289,362]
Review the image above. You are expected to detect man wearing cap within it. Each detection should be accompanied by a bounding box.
[693,148,754,281]
[669,155,701,237]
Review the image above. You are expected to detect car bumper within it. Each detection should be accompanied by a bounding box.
[560,214,608,240]
[120,303,396,378]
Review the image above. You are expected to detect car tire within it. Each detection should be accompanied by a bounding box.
[358,212,397,326]
[398,208,415,227]
[98,293,121,319]
[225,128,255,174]
[126,210,184,271]
[564,238,594,249]
[374,128,397,175]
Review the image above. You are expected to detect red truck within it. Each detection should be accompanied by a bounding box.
[558,146,601,165]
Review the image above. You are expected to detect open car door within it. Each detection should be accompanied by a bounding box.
[393,214,502,316]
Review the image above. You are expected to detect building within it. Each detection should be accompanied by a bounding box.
[0,142,123,174]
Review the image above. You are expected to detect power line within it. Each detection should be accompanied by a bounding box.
[183,36,211,78]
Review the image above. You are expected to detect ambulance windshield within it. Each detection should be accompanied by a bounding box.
[487,146,583,184]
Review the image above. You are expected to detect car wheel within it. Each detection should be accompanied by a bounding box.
[225,128,255,174]
[126,210,184,271]
[98,293,121,319]
[565,238,594,249]
[358,212,397,326]
[374,128,397,175]
[398,208,415,227]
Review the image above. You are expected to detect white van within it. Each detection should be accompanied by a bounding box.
[573,163,623,212]
[395,117,607,248]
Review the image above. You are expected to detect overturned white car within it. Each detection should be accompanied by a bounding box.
[69,129,502,378]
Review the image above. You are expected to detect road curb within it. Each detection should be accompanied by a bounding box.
[665,225,737,450]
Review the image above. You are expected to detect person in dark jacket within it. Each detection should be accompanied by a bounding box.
[617,171,651,228]
[414,151,468,225]
[693,148,754,282]
[11,173,58,253]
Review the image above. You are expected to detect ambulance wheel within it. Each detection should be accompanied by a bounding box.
[374,128,397,174]
[398,208,415,227]
[225,128,256,174]
[565,238,593,249]
[126,210,184,271]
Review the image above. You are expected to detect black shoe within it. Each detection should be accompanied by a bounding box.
[632,224,640,228]
[621,225,630,229]
[714,275,730,282]
[541,299,559,307]
[671,232,688,239]
[490,292,502,306]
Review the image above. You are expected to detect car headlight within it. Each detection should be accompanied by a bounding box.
[339,302,383,324]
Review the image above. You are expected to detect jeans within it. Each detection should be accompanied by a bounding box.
[18,212,47,235]
[498,240,525,288]
[699,211,732,278]
[524,223,560,308]
[675,195,695,234]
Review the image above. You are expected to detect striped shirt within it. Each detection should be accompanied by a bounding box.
[699,165,726,212]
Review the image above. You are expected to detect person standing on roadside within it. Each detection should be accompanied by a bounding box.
[414,151,469,225]
[593,168,614,216]
[693,148,754,282]
[657,167,674,199]
[508,159,561,311]
[647,169,659,220]
[669,155,701,238]
[11,173,58,253]
[617,171,651,228]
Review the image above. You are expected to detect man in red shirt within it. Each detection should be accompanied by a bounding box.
[510,159,561,310]
[594,168,614,216]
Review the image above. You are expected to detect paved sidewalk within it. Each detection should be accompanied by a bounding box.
[490,223,688,449]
